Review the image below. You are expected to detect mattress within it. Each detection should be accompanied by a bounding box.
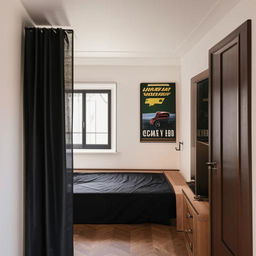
[73,172,176,224]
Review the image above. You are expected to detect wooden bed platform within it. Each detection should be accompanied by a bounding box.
[73,169,187,231]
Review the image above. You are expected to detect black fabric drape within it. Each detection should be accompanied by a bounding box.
[24,28,74,256]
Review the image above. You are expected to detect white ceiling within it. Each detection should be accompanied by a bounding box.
[22,0,240,64]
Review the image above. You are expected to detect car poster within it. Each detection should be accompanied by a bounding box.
[140,82,176,142]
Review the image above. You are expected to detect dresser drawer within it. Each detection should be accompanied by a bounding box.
[184,222,193,242]
[182,187,209,256]
[184,232,193,255]
[183,196,195,255]
[183,197,194,229]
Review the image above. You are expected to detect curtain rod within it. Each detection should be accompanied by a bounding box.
[25,27,73,33]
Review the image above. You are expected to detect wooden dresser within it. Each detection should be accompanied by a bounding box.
[182,186,209,256]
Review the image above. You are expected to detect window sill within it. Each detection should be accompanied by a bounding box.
[73,149,118,154]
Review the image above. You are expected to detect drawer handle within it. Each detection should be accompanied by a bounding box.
[186,212,193,218]
[185,228,193,234]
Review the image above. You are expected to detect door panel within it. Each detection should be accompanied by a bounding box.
[221,42,239,254]
[209,20,252,256]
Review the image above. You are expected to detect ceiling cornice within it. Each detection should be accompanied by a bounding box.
[74,56,180,66]
[74,50,180,66]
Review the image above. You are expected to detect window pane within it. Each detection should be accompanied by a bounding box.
[86,93,109,145]
[86,134,95,144]
[73,93,83,145]
[96,134,108,144]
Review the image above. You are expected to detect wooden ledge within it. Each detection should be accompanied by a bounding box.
[164,171,187,231]
[74,169,178,173]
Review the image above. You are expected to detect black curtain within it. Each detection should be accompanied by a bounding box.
[24,28,74,256]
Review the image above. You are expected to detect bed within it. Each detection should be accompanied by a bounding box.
[73,172,176,225]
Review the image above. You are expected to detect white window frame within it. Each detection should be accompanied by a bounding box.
[73,82,117,154]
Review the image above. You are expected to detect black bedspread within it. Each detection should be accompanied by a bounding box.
[73,172,176,224]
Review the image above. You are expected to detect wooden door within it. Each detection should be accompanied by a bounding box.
[209,20,252,256]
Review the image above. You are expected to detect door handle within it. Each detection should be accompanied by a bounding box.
[206,161,217,170]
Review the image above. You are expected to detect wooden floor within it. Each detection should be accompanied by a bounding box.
[74,224,187,256]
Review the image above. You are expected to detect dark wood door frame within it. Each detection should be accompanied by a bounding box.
[209,20,252,256]
[191,70,209,180]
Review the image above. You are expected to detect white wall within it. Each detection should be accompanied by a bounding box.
[0,1,31,256]
[179,0,256,253]
[74,65,181,170]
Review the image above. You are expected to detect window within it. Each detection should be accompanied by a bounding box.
[73,83,116,152]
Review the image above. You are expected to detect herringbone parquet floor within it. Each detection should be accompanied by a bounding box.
[74,224,188,256]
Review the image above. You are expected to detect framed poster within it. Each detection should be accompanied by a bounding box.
[140,83,176,142]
